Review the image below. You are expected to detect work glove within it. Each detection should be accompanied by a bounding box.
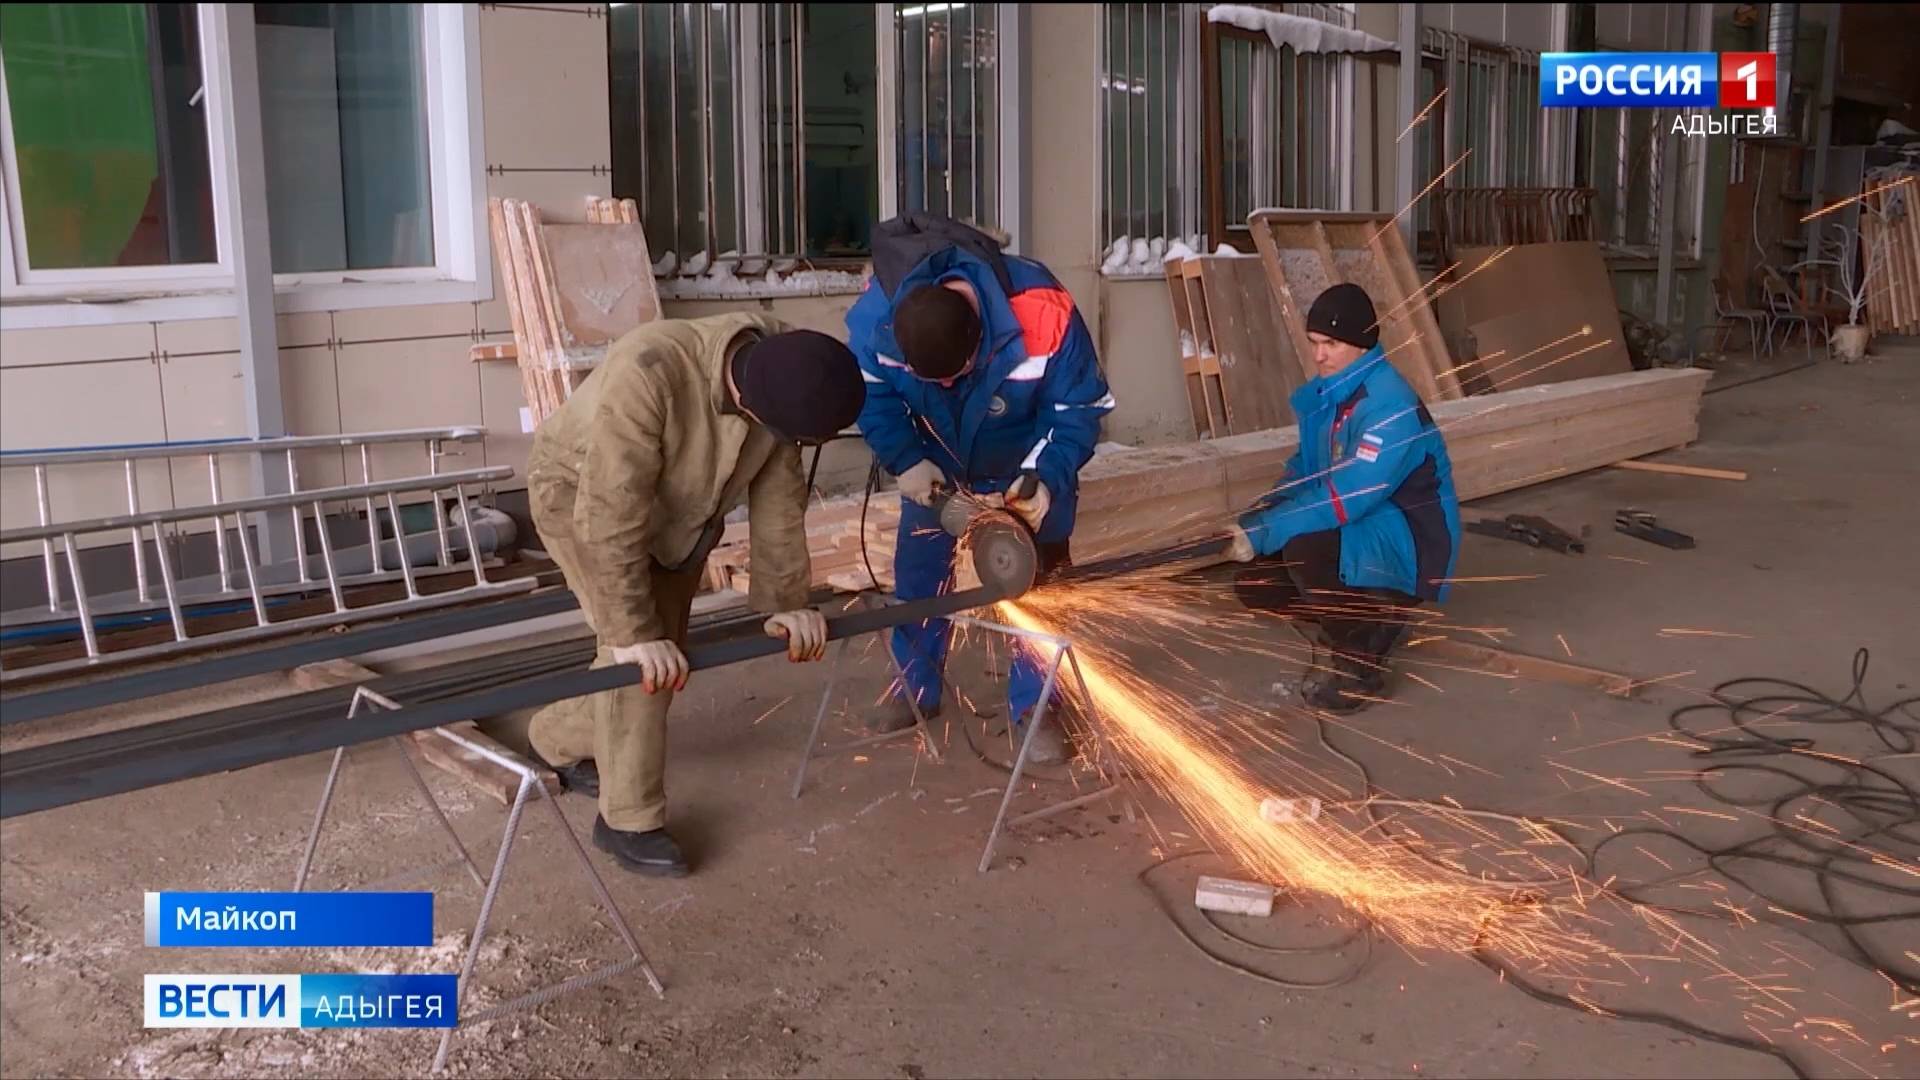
[1224,525,1257,564]
[897,459,945,508]
[610,640,689,694]
[1004,477,1051,531]
[764,608,828,662]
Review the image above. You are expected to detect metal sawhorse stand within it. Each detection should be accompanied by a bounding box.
[296,686,663,1073]
[789,595,1124,873]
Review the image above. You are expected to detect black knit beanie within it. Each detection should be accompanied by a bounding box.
[730,330,865,442]
[893,285,981,380]
[1305,283,1379,350]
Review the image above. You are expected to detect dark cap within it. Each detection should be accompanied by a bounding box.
[1305,282,1379,351]
[893,285,981,381]
[730,330,865,443]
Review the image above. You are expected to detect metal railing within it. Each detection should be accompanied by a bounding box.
[0,428,528,683]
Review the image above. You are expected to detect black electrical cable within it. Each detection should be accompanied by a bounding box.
[1135,648,1913,1079]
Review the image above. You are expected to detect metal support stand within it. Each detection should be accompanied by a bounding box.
[947,614,1122,874]
[296,687,664,1074]
[786,595,1123,872]
[790,594,945,799]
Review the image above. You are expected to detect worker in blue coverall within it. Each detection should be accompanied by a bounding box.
[1224,283,1462,713]
[847,213,1115,764]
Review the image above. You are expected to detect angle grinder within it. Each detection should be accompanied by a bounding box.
[928,476,1041,600]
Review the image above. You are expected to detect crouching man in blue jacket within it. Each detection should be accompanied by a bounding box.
[848,213,1115,763]
[1224,283,1461,712]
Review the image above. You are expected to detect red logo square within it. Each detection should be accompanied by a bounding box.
[1720,53,1777,108]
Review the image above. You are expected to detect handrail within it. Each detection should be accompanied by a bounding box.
[0,427,485,468]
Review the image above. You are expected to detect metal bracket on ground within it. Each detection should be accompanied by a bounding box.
[295,686,663,1074]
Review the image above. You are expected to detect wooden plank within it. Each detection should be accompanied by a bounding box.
[469,342,518,364]
[1409,638,1641,698]
[1373,225,1463,400]
[1446,242,1633,390]
[291,658,381,692]
[1608,459,1747,481]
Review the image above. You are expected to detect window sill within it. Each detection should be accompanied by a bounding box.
[1100,267,1169,282]
[655,267,869,302]
[0,277,493,331]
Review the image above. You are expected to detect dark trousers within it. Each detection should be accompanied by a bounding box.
[1231,529,1419,661]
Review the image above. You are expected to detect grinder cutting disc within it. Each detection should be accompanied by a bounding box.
[965,511,1039,599]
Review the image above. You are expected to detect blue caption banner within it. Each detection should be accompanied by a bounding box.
[1540,52,1718,108]
[144,974,457,1028]
[144,891,434,948]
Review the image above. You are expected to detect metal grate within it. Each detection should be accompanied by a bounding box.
[894,1,1002,228]
[1100,3,1201,258]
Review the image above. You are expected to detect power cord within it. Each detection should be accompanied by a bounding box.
[1137,648,1916,1079]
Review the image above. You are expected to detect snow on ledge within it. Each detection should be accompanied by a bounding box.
[653,253,869,301]
[1205,6,1394,54]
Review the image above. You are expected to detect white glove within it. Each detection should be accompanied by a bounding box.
[1225,525,1257,564]
[764,609,828,662]
[1005,479,1051,531]
[898,460,945,507]
[610,640,689,694]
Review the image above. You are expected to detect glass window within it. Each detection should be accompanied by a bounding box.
[0,3,216,270]
[254,3,433,273]
[896,2,996,233]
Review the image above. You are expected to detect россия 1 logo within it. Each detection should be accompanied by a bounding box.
[1540,52,1777,109]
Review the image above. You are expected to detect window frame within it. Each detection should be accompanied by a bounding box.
[0,2,487,329]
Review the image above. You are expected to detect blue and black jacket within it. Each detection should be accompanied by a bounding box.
[1238,346,1461,601]
[846,213,1114,544]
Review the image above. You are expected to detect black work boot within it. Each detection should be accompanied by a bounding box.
[1303,621,1406,713]
[592,817,689,877]
[867,696,940,734]
[1017,694,1082,766]
[534,752,599,798]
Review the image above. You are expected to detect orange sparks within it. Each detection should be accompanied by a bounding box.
[1398,87,1448,142]
[1800,176,1914,223]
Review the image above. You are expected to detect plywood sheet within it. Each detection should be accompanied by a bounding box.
[538,222,663,348]
[1447,241,1633,390]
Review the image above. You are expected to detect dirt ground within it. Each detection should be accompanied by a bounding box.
[3,350,1917,1079]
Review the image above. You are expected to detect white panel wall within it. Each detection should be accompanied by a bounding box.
[0,4,612,535]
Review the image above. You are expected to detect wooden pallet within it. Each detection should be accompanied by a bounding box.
[1863,178,1920,335]
[486,195,662,428]
[1165,254,1303,439]
[1246,210,1464,404]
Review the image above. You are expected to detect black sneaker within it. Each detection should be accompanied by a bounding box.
[866,697,940,734]
[591,817,689,877]
[534,752,599,798]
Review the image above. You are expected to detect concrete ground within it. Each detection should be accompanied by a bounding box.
[3,348,1916,1079]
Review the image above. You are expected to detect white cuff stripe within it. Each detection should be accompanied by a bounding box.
[1006,353,1051,381]
[1054,392,1117,412]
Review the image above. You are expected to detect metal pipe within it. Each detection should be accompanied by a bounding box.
[1123,2,1133,240]
[1763,2,1798,135]
[62,534,98,659]
[792,3,804,249]
[667,2,681,257]
[427,440,451,567]
[208,454,232,590]
[286,450,310,584]
[359,444,381,574]
[0,583,1004,819]
[231,512,270,626]
[944,3,955,215]
[0,427,487,469]
[700,3,717,264]
[454,483,489,587]
[124,460,149,602]
[385,493,420,599]
[151,521,187,643]
[314,500,346,613]
[1,586,578,724]
[35,465,58,613]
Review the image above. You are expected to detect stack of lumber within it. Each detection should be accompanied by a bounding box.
[1164,252,1303,438]
[704,494,904,596]
[722,368,1709,595]
[1862,177,1920,335]
[486,195,662,427]
[1245,210,1464,403]
[1441,242,1634,392]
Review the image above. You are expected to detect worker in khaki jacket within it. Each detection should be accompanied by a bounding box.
[525,313,865,876]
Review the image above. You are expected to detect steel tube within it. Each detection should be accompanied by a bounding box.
[62,535,98,659]
[208,455,231,591]
[0,428,487,469]
[125,460,149,602]
[35,465,59,613]
[286,450,310,583]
